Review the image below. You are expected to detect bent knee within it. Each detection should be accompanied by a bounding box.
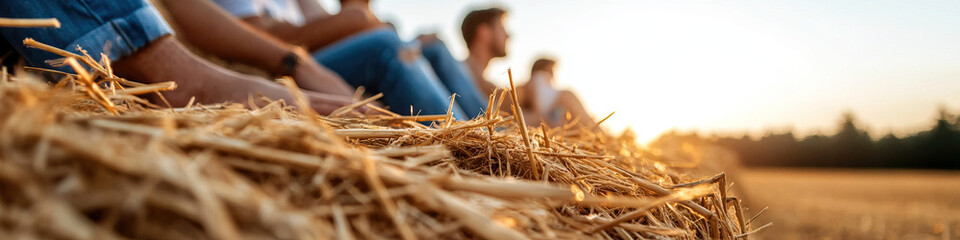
[343,28,406,57]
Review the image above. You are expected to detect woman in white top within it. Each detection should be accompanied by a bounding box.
[520,58,597,130]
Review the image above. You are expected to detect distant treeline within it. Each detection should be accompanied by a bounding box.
[652,111,960,169]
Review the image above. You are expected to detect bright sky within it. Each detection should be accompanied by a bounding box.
[323,0,960,143]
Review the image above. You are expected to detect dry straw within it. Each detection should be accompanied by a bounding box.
[0,18,60,28]
[0,37,759,239]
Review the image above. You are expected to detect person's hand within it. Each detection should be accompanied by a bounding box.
[306,91,358,115]
[417,33,439,45]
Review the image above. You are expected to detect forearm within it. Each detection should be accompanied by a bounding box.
[161,0,291,73]
[258,7,381,51]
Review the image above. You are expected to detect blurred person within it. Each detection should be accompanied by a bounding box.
[0,0,356,114]
[518,58,596,129]
[458,8,596,128]
[386,23,489,121]
[160,0,356,100]
[460,7,509,97]
[213,0,488,119]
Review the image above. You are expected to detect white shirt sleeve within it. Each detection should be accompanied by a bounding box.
[211,0,304,25]
[211,0,262,19]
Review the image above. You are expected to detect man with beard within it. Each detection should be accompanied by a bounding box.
[461,7,509,97]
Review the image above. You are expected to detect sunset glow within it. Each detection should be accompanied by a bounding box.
[327,0,960,143]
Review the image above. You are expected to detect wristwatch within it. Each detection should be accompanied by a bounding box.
[277,51,300,77]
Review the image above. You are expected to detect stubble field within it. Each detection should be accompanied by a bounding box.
[738,168,960,240]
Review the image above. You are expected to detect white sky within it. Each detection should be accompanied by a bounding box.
[322,0,960,143]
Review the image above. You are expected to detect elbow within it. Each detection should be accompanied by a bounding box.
[339,7,381,31]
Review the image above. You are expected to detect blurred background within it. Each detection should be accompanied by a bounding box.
[323,0,960,239]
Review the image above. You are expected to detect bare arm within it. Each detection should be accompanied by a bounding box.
[243,6,381,51]
[158,0,355,97]
[297,0,330,20]
[161,0,290,73]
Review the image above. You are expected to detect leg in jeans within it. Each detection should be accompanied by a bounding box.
[0,0,173,73]
[420,40,488,119]
[0,0,353,113]
[312,28,468,119]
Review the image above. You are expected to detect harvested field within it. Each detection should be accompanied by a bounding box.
[0,39,754,239]
[740,168,960,240]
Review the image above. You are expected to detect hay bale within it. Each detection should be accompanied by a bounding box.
[0,41,757,240]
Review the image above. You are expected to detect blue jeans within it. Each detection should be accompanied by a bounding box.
[312,28,486,120]
[0,0,173,73]
[420,40,488,118]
